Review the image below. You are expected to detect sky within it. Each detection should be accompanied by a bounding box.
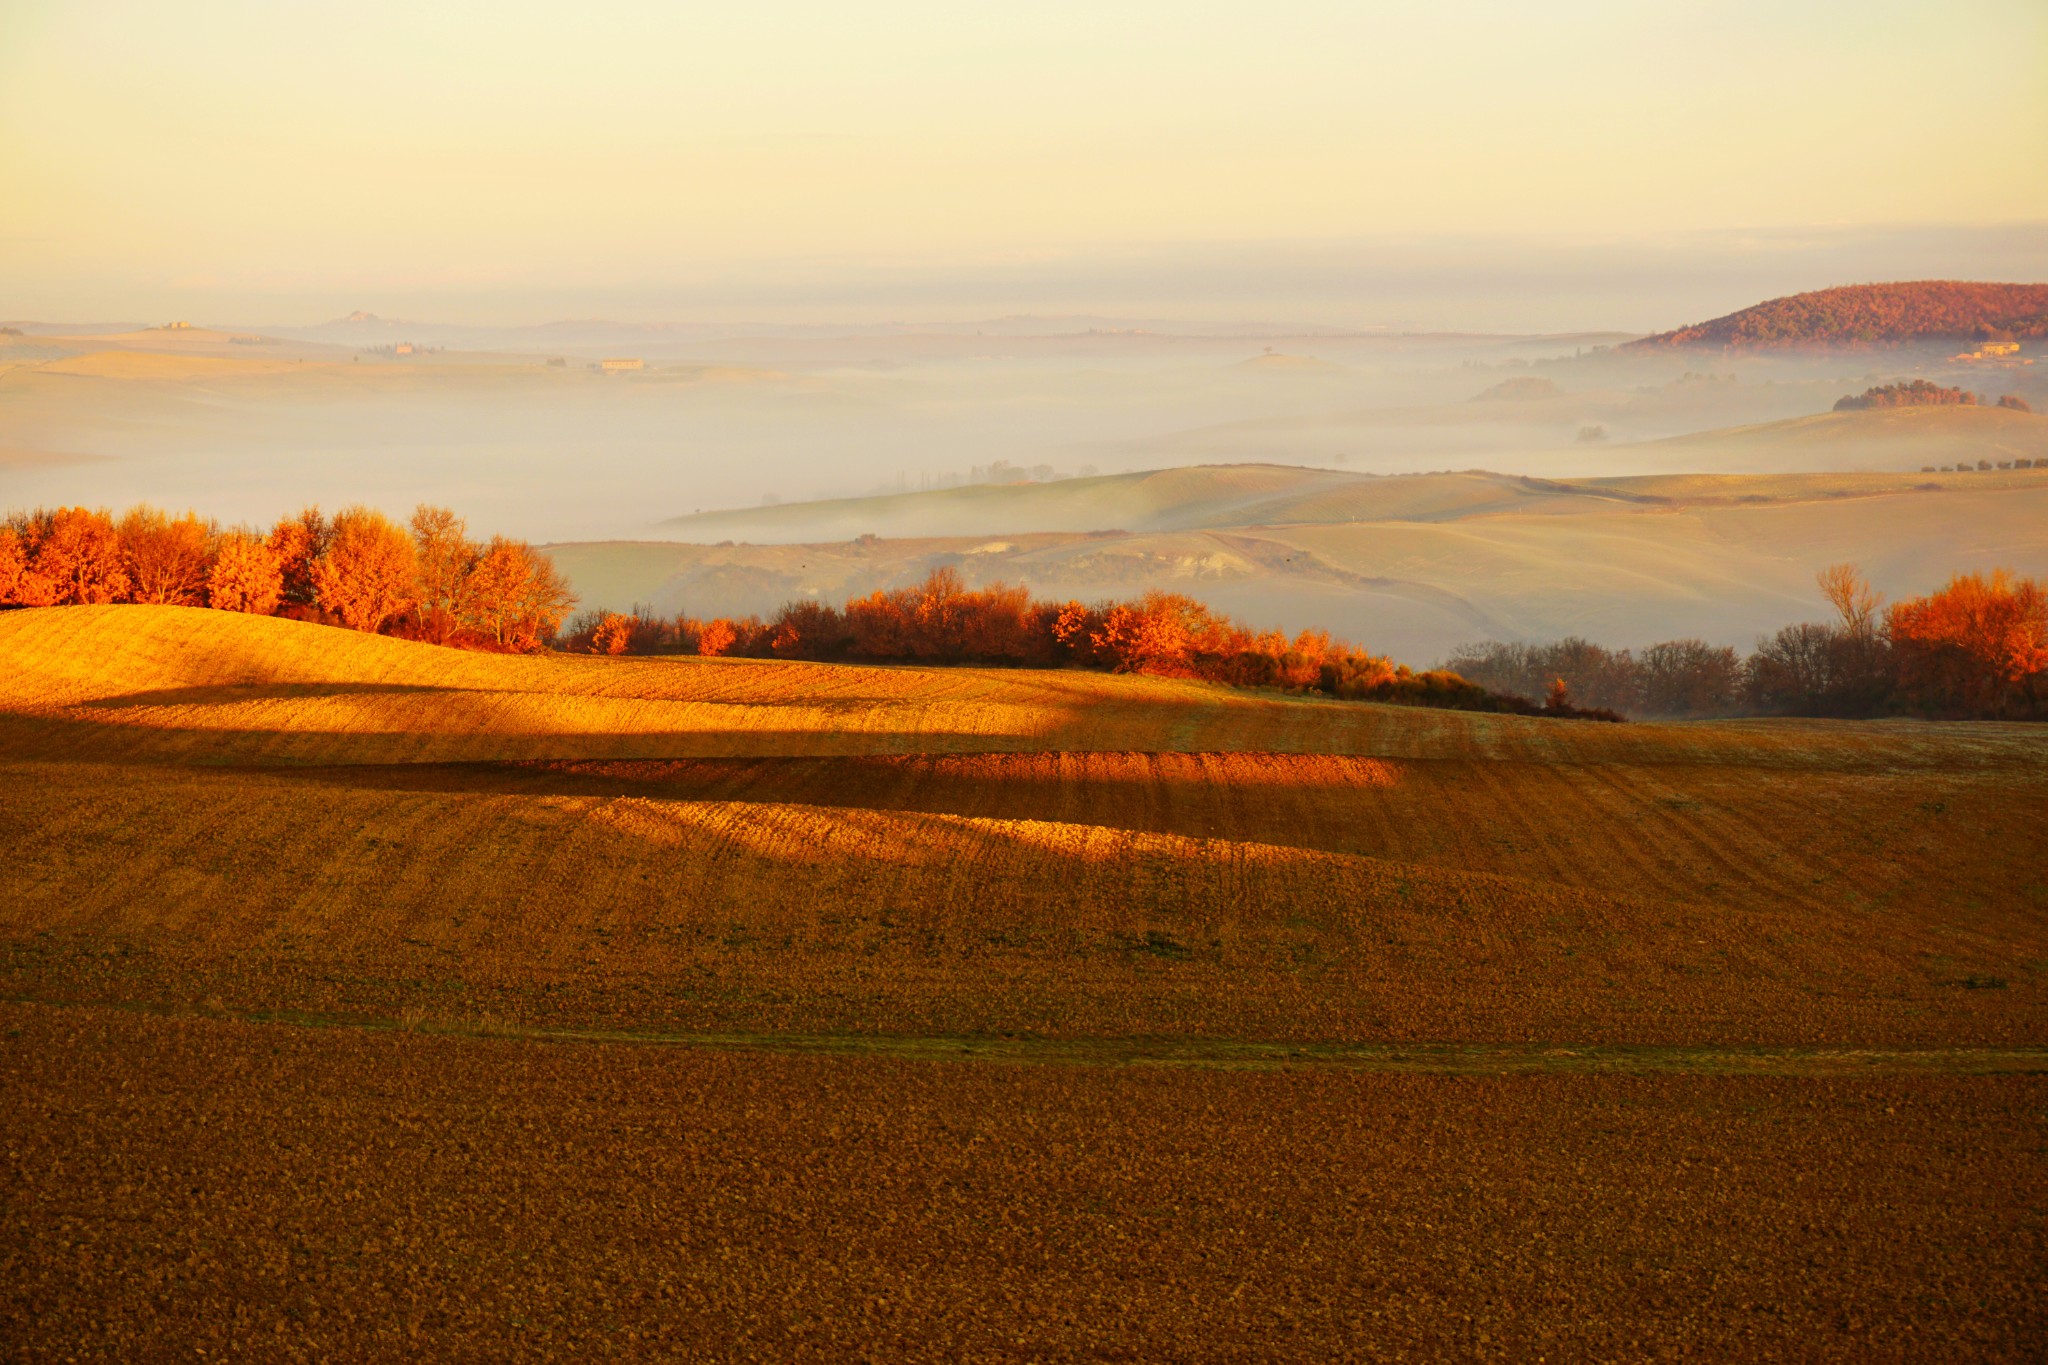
[3,0,2045,329]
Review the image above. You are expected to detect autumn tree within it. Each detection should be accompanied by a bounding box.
[207,530,284,614]
[119,506,213,606]
[696,618,740,657]
[0,528,25,604]
[1818,563,1880,638]
[589,611,634,655]
[1887,570,2048,717]
[462,536,576,648]
[267,508,329,610]
[312,506,417,632]
[9,508,130,605]
[410,504,478,643]
[768,599,849,658]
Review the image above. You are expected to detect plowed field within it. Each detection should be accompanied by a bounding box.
[3,605,2045,1358]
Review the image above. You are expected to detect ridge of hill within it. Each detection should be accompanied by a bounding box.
[1629,280,2048,351]
[1640,404,2048,468]
[659,412,2048,548]
[566,446,2048,660]
[0,602,2042,1055]
[660,464,1384,543]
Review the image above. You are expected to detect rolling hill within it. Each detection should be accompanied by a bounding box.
[2,602,2043,1049]
[1639,403,2048,469]
[557,450,2048,660]
[1629,280,2048,350]
[5,602,2044,1358]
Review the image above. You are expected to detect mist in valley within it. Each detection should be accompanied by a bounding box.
[3,313,2005,542]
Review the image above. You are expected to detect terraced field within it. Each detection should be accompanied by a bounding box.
[3,604,2045,1358]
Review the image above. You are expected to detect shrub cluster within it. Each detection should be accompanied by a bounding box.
[1447,566,2048,721]
[1833,380,1977,411]
[562,569,1622,720]
[0,504,576,650]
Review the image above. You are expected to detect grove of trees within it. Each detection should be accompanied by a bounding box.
[1833,380,1977,411]
[561,568,1623,720]
[1445,565,2048,722]
[7,504,2040,723]
[0,503,576,650]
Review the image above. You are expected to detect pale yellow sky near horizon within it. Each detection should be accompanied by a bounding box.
[3,0,2045,323]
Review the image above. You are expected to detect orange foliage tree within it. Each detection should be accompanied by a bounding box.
[1887,570,2048,717]
[119,507,213,606]
[312,507,417,632]
[207,530,284,614]
[409,505,477,644]
[6,508,131,605]
[267,508,329,611]
[463,536,576,648]
[696,618,740,657]
[0,527,25,603]
[589,611,634,655]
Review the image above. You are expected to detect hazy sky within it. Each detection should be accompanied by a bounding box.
[4,0,2045,326]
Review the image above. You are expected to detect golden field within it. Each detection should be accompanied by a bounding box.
[4,604,2044,1046]
[3,603,2045,1358]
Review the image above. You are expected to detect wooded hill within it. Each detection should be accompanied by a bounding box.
[1630,281,2048,351]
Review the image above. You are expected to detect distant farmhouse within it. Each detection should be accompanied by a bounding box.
[1953,340,2026,363]
[599,357,645,373]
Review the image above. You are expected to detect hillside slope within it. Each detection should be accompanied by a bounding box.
[1,603,2043,1051]
[658,464,1388,543]
[1629,280,2048,350]
[1641,404,2048,469]
[555,457,2048,659]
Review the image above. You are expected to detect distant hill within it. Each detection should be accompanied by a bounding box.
[1470,376,1561,402]
[1642,404,2047,471]
[1629,281,2048,351]
[556,460,2048,663]
[656,465,1616,544]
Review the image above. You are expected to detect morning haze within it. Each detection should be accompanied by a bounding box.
[5,3,2048,1359]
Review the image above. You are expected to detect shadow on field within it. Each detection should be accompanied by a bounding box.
[82,681,449,708]
[288,752,1410,858]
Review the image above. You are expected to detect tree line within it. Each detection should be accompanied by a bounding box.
[9,500,2037,723]
[1832,381,2036,413]
[1834,380,1974,411]
[1445,566,2048,722]
[563,569,1624,720]
[0,504,576,649]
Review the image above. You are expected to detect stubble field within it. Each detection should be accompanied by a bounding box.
[2,604,2045,1359]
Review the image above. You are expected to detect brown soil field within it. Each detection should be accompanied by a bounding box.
[4,1003,2045,1362]
[3,604,2046,1356]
